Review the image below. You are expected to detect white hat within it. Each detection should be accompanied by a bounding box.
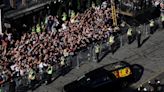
[157,80,160,84]
[143,88,147,91]
[148,80,151,84]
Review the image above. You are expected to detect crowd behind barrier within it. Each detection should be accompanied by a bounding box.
[0,1,163,92]
[0,21,161,92]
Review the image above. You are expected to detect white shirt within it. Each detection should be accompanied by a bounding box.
[7,33,12,41]
[62,23,67,30]
[20,69,25,76]
[39,62,43,69]
[10,64,16,71]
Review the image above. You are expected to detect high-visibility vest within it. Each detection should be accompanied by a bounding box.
[60,57,65,66]
[62,12,67,21]
[127,28,132,36]
[71,11,75,19]
[28,70,35,80]
[109,35,115,44]
[45,17,48,24]
[36,25,41,33]
[95,45,100,53]
[32,27,35,32]
[161,16,164,21]
[149,21,154,27]
[47,66,53,75]
[92,2,95,8]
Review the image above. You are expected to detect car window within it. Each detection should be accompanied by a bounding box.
[78,77,90,85]
[89,75,112,87]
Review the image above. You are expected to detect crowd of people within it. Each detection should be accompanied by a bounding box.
[0,1,123,91]
[0,0,163,91]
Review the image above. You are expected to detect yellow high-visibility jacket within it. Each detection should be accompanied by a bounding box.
[127,28,132,36]
[109,35,115,45]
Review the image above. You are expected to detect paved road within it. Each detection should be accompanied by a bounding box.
[32,27,164,92]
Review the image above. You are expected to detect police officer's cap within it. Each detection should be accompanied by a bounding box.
[143,88,147,91]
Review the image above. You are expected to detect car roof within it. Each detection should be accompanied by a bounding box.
[85,68,109,79]
[103,61,130,71]
[84,61,130,78]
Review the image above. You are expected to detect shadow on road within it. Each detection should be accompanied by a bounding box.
[141,36,150,47]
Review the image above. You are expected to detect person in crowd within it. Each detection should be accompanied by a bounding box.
[136,29,142,48]
[0,2,126,90]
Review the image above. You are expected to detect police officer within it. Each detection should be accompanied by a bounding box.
[32,26,35,33]
[136,30,141,48]
[149,19,155,34]
[60,56,66,76]
[62,12,67,22]
[127,27,133,44]
[109,34,115,54]
[46,64,53,84]
[70,10,75,19]
[95,43,100,62]
[28,68,36,90]
[36,24,41,33]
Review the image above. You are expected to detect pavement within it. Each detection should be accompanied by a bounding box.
[32,26,164,92]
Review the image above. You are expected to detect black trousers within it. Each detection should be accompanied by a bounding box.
[137,34,141,47]
[128,35,132,44]
[30,79,36,90]
[96,53,99,62]
[150,26,154,34]
[47,74,52,84]
[110,43,115,54]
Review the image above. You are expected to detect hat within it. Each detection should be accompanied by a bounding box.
[143,88,147,91]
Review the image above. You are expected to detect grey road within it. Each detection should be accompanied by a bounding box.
[32,27,164,92]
